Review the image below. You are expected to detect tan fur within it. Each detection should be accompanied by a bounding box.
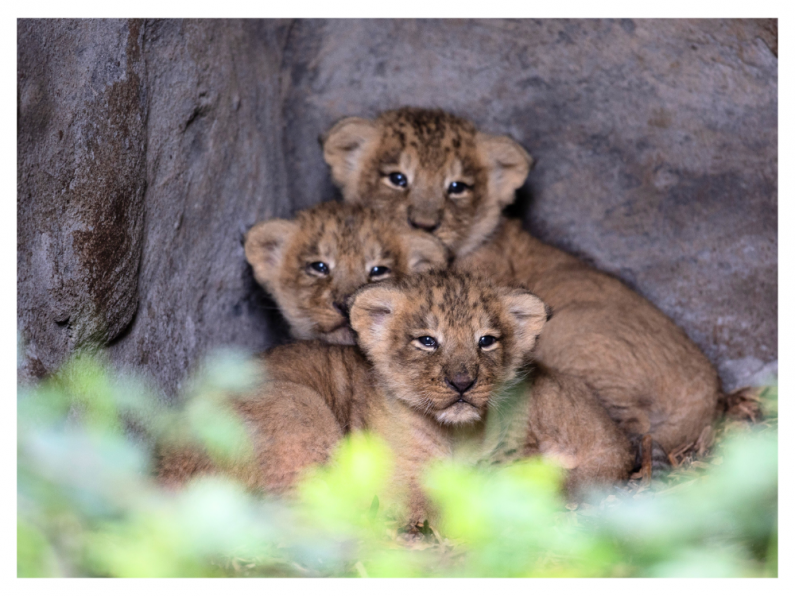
[157,342,371,495]
[244,201,449,344]
[348,271,632,521]
[323,107,531,257]
[158,271,634,525]
[457,219,721,453]
[323,107,721,453]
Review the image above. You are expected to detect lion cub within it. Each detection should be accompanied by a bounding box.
[323,107,721,454]
[323,107,531,257]
[158,271,634,526]
[244,201,448,344]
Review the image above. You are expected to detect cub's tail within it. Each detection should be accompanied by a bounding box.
[629,433,671,480]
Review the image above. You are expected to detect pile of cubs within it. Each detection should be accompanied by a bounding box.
[158,107,740,532]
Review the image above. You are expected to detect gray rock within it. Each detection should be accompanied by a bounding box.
[106,20,293,397]
[18,19,147,380]
[17,19,777,395]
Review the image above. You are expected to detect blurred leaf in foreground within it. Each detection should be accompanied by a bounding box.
[17,351,778,578]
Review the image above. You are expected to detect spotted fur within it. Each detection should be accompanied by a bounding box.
[158,271,634,526]
[324,107,721,454]
[244,201,449,344]
[350,270,633,519]
[349,270,545,426]
[323,107,532,256]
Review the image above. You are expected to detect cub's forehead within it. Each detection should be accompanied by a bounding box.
[377,109,479,165]
[381,108,477,141]
[295,205,395,259]
[398,274,503,331]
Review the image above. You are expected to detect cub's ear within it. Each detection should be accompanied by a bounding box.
[244,219,299,291]
[349,283,401,355]
[403,232,451,273]
[500,289,548,356]
[476,133,534,208]
[322,117,380,202]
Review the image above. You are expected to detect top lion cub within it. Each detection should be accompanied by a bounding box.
[322,107,721,453]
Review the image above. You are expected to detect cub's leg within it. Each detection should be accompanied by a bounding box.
[237,381,345,495]
[157,381,343,496]
[525,367,635,498]
[371,402,447,534]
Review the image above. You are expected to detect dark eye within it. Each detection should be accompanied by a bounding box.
[388,172,408,188]
[308,261,329,275]
[417,336,438,349]
[479,335,498,349]
[370,266,391,277]
[447,181,471,195]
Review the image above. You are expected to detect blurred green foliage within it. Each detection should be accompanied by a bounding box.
[18,351,778,577]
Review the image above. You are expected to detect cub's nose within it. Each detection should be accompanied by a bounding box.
[332,300,350,318]
[409,218,440,233]
[446,373,475,395]
[407,207,441,233]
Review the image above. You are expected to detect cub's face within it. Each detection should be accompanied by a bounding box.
[244,202,449,344]
[322,107,533,257]
[350,270,549,425]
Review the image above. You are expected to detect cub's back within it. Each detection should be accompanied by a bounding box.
[457,218,721,452]
[254,341,375,432]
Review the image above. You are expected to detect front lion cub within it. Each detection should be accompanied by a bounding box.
[244,201,448,344]
[158,271,634,527]
[349,271,633,525]
[323,107,722,454]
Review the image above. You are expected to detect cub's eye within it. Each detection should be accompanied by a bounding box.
[388,172,408,188]
[370,266,391,278]
[447,181,471,195]
[478,335,499,349]
[414,336,438,350]
[308,261,330,275]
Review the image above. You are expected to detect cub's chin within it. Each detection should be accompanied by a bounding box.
[320,325,356,345]
[435,400,483,426]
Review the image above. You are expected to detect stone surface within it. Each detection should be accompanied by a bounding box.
[17,19,777,394]
[106,20,293,397]
[18,19,148,380]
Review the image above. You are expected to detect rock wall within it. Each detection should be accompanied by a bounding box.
[17,19,777,395]
[105,20,293,395]
[18,19,148,378]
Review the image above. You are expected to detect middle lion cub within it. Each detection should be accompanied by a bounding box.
[158,271,634,527]
[244,201,449,344]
